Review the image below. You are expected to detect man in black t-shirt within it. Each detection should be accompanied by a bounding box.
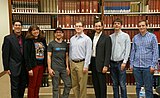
[47,27,71,98]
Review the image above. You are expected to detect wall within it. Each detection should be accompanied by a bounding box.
[0,0,10,73]
[0,74,11,98]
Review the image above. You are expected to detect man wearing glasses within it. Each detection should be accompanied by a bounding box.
[69,20,92,98]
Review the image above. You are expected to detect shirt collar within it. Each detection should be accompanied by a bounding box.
[114,30,122,36]
[95,31,102,37]
[139,31,148,37]
[75,32,85,38]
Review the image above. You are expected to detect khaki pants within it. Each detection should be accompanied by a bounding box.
[70,61,88,98]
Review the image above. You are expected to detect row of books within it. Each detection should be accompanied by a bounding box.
[39,0,57,12]
[12,14,52,29]
[147,15,160,27]
[57,15,96,28]
[12,0,99,13]
[57,15,160,28]
[12,14,160,30]
[58,0,99,13]
[11,0,160,13]
[105,2,142,13]
[148,0,160,12]
[104,15,146,28]
[12,0,39,12]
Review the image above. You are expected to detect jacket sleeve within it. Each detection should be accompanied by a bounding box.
[2,36,10,70]
[43,39,48,68]
[104,36,112,67]
[24,40,32,70]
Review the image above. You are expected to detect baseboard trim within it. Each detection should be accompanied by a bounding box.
[0,71,6,78]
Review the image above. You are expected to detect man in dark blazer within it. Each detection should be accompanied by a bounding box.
[2,20,28,98]
[90,19,112,98]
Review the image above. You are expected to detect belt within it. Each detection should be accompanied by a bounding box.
[111,60,123,64]
[72,59,85,63]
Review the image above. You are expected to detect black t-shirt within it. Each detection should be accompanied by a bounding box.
[47,40,68,70]
[34,40,45,65]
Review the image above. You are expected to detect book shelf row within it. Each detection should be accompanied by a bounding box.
[12,0,99,13]
[12,0,160,13]
[12,14,52,29]
[148,0,160,12]
[12,14,160,30]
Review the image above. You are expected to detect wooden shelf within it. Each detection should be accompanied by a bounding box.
[22,27,160,31]
[12,12,101,15]
[104,12,160,15]
[104,0,142,1]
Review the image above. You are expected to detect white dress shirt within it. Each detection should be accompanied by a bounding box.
[92,32,102,57]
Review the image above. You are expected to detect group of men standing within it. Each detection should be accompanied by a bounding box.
[2,17,159,98]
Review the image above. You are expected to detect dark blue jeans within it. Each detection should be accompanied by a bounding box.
[110,61,127,98]
[133,67,153,98]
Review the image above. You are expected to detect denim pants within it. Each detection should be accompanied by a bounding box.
[110,61,127,98]
[52,69,71,98]
[133,67,153,98]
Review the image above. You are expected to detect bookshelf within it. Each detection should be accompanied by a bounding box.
[9,0,160,89]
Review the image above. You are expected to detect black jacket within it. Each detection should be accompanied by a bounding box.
[2,33,26,76]
[24,38,47,71]
[90,31,112,72]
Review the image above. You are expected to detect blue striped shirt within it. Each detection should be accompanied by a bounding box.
[130,32,159,68]
[69,33,92,68]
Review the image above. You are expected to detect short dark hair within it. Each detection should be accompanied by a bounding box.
[112,18,122,25]
[75,20,84,27]
[94,20,103,26]
[94,16,103,26]
[12,20,23,25]
[138,20,148,26]
[55,27,64,33]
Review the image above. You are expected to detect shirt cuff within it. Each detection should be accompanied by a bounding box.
[151,65,156,69]
[123,59,128,64]
[84,63,89,68]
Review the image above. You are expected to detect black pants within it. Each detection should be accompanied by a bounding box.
[91,57,107,98]
[10,66,28,98]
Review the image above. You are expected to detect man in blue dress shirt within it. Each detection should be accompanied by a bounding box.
[110,18,131,98]
[130,20,159,98]
[69,20,92,98]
